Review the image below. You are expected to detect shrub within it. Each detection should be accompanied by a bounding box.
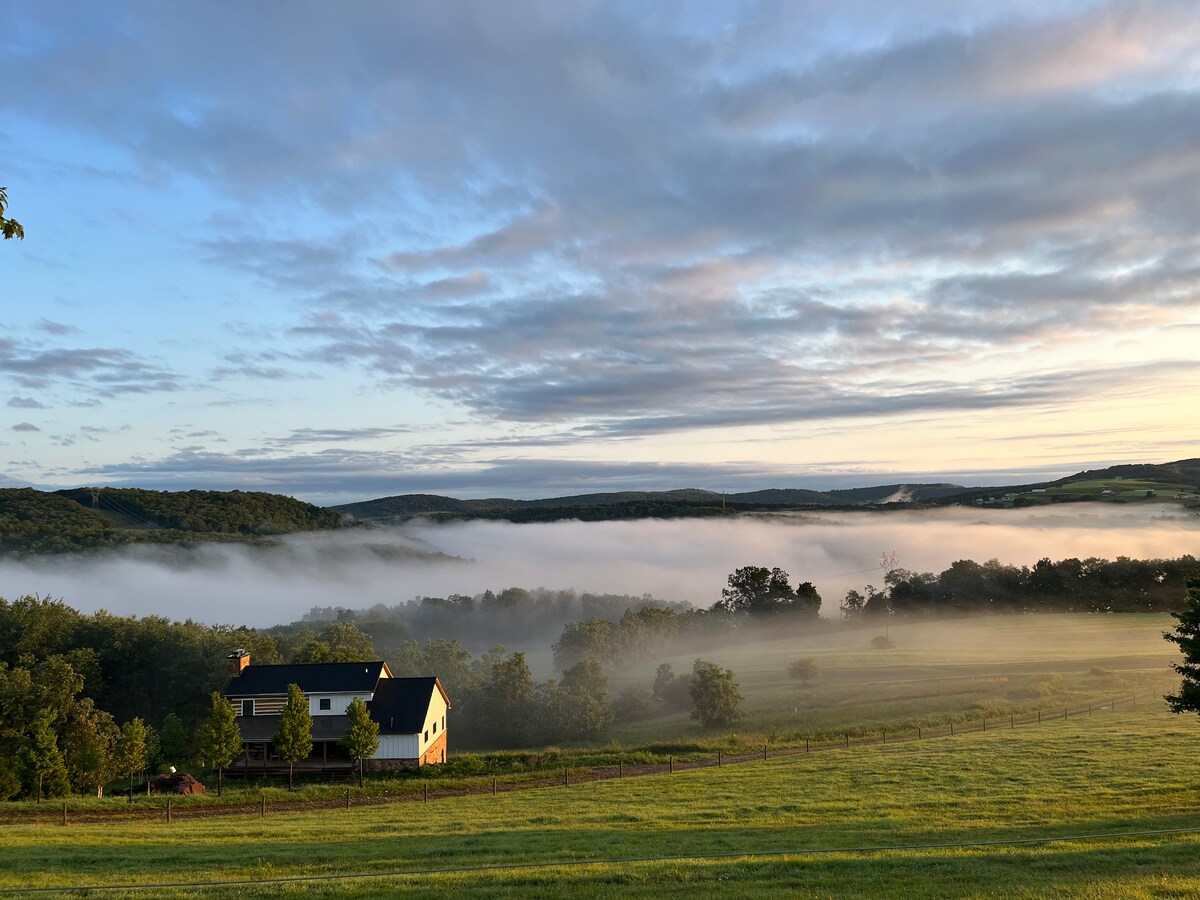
[870,636,895,650]
[788,658,819,682]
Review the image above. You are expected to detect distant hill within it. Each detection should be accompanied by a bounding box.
[1,487,353,555]
[334,458,1200,524]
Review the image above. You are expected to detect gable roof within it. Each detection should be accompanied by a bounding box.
[369,677,449,734]
[225,661,390,697]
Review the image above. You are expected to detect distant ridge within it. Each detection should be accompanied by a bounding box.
[333,458,1200,524]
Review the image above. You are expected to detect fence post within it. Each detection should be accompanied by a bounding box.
[261,794,266,818]
[424,782,429,803]
[1064,708,1068,720]
[882,730,886,744]
[918,727,921,740]
[763,745,767,762]
[982,719,986,732]
[805,738,810,753]
[844,733,849,749]
[166,798,172,824]
[669,756,674,774]
[62,802,67,827]
[619,758,623,778]
[1037,710,1041,724]
[1010,714,1014,728]
[492,777,497,796]
[345,789,350,810]
[950,722,954,735]
[1132,694,1136,707]
[717,750,722,767]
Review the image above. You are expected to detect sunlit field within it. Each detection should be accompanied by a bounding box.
[2,701,1198,898]
[608,612,1181,741]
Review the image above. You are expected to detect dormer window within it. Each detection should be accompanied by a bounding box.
[319,698,331,711]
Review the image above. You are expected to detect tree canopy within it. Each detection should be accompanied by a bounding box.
[273,683,312,790]
[1165,578,1200,718]
[0,187,23,240]
[340,696,380,787]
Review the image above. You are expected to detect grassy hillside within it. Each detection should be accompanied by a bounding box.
[3,703,1198,897]
[606,613,1181,742]
[0,486,353,554]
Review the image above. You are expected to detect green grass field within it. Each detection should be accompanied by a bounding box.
[1,614,1196,898]
[2,703,1198,898]
[608,613,1181,742]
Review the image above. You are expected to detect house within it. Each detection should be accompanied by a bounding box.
[223,650,450,772]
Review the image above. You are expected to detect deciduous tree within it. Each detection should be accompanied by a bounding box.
[0,187,23,240]
[196,692,241,796]
[113,718,148,801]
[272,683,312,790]
[689,659,743,729]
[339,696,379,788]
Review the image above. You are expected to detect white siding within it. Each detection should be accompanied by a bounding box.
[308,693,372,716]
[374,733,420,760]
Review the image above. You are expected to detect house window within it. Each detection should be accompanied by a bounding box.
[424,729,429,742]
[242,699,253,717]
[432,722,437,734]
[319,698,331,711]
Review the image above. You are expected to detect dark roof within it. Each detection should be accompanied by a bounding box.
[225,661,389,697]
[237,714,350,743]
[369,677,445,734]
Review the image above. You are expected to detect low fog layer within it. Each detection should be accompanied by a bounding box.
[1,504,1196,627]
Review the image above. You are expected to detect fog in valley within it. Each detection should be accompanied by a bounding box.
[1,504,1196,630]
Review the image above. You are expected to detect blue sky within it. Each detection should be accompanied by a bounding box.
[2,1,1198,503]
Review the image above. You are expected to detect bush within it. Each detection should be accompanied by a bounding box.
[870,636,895,650]
[787,658,819,682]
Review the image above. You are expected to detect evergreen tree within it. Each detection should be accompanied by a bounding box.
[113,718,148,801]
[1165,578,1200,717]
[272,683,312,790]
[339,696,379,788]
[196,692,241,797]
[17,714,69,801]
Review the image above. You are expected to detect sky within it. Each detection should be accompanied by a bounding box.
[2,1,1198,504]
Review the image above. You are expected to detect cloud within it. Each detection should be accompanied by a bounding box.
[4,1,1199,466]
[0,338,182,397]
[12,422,41,432]
[6,396,45,409]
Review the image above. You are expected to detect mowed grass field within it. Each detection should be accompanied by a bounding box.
[608,613,1182,742]
[2,703,1199,898]
[1,614,1197,898]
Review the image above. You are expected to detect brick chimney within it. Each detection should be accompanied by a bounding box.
[227,649,250,678]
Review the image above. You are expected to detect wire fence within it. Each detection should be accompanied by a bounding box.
[5,690,1159,827]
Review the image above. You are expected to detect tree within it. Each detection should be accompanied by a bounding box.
[272,683,312,790]
[1,187,23,240]
[340,697,379,788]
[60,699,118,797]
[17,714,69,801]
[479,653,534,747]
[652,662,690,709]
[1165,578,1200,717]
[719,566,797,615]
[196,692,241,797]
[689,659,743,729]
[788,658,819,683]
[556,658,613,740]
[113,718,148,801]
[158,713,189,765]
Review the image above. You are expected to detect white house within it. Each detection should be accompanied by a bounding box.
[223,650,450,771]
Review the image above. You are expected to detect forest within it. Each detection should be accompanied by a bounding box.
[0,487,353,554]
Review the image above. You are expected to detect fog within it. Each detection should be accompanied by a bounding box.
[1,504,1197,627]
